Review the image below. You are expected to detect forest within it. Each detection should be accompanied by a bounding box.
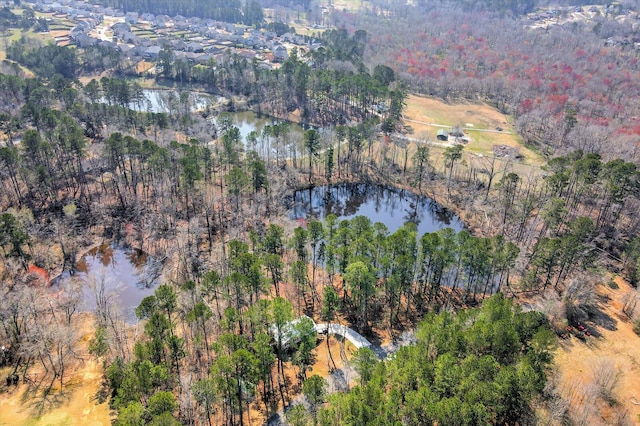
[86,0,253,24]
[1,0,640,425]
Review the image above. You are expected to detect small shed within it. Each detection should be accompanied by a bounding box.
[437,129,449,141]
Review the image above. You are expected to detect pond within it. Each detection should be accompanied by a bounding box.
[130,89,220,113]
[53,244,162,323]
[132,90,309,143]
[289,183,464,236]
[114,89,315,148]
[229,111,303,144]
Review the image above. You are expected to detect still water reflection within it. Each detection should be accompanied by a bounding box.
[290,183,464,235]
[54,244,162,323]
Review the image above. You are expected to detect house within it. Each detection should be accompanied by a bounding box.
[75,34,98,47]
[122,32,138,44]
[281,32,295,42]
[269,315,316,350]
[186,42,204,53]
[134,45,148,57]
[189,17,202,27]
[194,53,213,65]
[175,20,190,30]
[171,39,186,51]
[111,22,130,36]
[144,45,162,60]
[243,36,259,47]
[436,129,449,141]
[152,15,169,28]
[98,40,116,49]
[238,49,256,60]
[117,44,134,56]
[272,44,288,62]
[125,12,138,25]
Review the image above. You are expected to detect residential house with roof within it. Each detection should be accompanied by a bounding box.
[144,45,161,60]
[272,44,288,62]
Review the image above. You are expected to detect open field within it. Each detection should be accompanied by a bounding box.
[131,29,154,36]
[318,0,366,12]
[403,94,544,166]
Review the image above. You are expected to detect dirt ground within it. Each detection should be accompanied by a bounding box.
[0,360,110,426]
[552,277,640,425]
[0,313,111,426]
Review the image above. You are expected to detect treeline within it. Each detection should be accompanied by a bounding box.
[0,7,48,31]
[347,3,640,158]
[154,29,401,127]
[87,0,263,25]
[416,0,536,15]
[7,37,122,79]
[88,217,534,424]
[7,42,79,79]
[257,0,312,10]
[288,216,520,333]
[5,29,401,128]
[512,151,640,289]
[387,0,606,16]
[315,294,554,425]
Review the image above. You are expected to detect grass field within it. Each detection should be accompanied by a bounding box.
[318,0,365,12]
[403,94,544,166]
[131,29,154,36]
[48,24,73,31]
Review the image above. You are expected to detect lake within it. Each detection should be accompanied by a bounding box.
[53,244,162,323]
[289,183,464,236]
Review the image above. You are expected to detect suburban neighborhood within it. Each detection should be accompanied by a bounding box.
[23,0,323,71]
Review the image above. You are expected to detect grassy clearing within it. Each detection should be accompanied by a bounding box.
[405,94,509,130]
[318,0,365,12]
[48,24,73,31]
[289,22,325,37]
[171,31,198,38]
[404,94,544,166]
